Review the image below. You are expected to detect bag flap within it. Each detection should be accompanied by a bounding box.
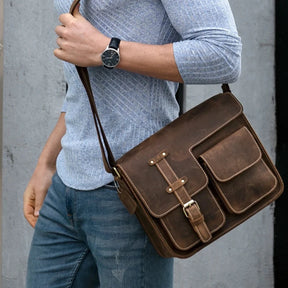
[117,153,208,218]
[116,92,243,217]
[200,127,262,182]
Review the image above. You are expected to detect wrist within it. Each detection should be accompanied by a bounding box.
[90,36,110,67]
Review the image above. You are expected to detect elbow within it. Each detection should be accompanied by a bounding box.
[210,37,242,84]
[216,36,242,83]
[222,52,242,83]
[175,35,242,84]
[181,51,242,85]
[205,42,242,84]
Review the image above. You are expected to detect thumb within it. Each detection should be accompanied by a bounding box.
[34,190,46,217]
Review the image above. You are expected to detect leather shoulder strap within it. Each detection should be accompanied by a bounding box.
[70,0,80,14]
[70,0,116,174]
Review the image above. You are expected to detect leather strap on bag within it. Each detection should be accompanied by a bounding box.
[70,0,118,175]
[149,151,212,242]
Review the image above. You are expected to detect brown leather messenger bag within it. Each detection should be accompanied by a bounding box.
[69,0,284,258]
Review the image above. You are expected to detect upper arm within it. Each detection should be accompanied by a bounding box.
[161,0,242,84]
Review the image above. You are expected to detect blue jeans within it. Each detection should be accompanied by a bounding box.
[26,173,173,288]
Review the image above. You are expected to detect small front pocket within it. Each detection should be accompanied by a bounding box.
[200,127,277,214]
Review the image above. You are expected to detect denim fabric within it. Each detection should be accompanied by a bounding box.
[26,173,174,288]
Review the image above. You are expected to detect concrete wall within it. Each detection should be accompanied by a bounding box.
[2,2,65,287]
[1,1,276,287]
[0,0,3,284]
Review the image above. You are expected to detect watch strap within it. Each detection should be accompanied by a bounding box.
[109,38,121,50]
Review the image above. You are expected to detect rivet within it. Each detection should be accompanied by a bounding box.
[181,179,185,183]
[150,160,154,164]
[168,188,172,192]
[162,152,166,156]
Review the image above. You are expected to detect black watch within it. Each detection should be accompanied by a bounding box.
[101,38,121,69]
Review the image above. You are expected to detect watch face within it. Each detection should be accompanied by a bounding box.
[101,49,120,68]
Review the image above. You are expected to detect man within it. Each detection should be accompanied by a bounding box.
[24,1,241,287]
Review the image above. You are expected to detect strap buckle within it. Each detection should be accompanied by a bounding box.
[112,167,121,179]
[183,199,199,218]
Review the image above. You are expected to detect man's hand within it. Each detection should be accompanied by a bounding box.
[54,4,109,67]
[23,164,55,228]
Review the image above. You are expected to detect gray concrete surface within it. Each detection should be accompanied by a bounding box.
[1,1,276,287]
[0,0,3,284]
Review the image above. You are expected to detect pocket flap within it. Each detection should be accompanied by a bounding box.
[200,127,262,182]
[118,155,208,218]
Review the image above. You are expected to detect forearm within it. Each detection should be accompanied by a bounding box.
[24,112,66,227]
[54,2,241,84]
[117,41,183,83]
[54,7,182,83]
[37,112,66,169]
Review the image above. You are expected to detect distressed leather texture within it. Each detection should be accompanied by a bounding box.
[70,0,284,259]
[114,92,283,258]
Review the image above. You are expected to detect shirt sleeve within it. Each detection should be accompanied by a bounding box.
[61,96,67,113]
[161,0,242,84]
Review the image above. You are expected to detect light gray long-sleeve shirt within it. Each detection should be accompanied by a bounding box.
[54,0,242,190]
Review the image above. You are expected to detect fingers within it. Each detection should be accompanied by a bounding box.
[58,13,74,27]
[24,207,38,228]
[54,23,71,58]
[55,36,67,54]
[23,183,47,228]
[58,3,81,27]
[55,24,65,38]
[54,3,104,66]
[23,186,38,228]
[54,47,70,64]
[55,4,83,41]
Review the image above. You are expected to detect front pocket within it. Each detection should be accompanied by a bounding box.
[160,186,225,251]
[200,127,277,214]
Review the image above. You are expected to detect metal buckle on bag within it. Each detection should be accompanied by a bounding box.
[183,199,199,218]
[112,167,121,179]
